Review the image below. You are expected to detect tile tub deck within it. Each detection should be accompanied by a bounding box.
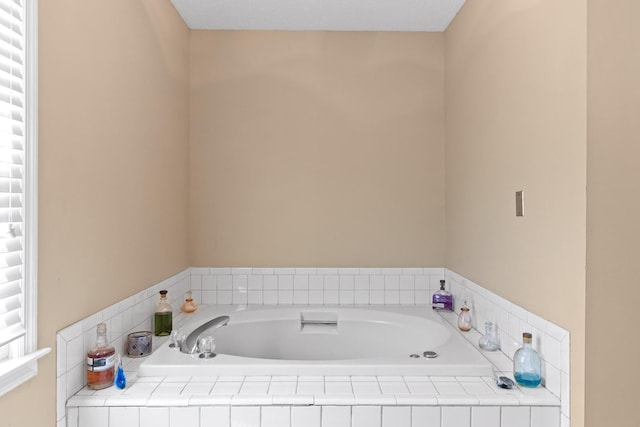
[65,311,561,427]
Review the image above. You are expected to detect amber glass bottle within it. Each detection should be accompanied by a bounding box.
[86,323,115,389]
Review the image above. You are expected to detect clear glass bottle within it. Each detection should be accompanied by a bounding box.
[154,289,173,336]
[513,332,542,387]
[478,321,500,351]
[181,290,198,313]
[432,279,453,311]
[457,303,472,331]
[86,323,115,390]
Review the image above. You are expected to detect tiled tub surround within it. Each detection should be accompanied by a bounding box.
[57,267,569,427]
[66,315,561,427]
[444,270,570,426]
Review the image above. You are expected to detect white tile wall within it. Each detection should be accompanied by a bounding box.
[291,406,321,427]
[230,406,259,427]
[442,406,471,427]
[170,407,199,425]
[78,407,108,427]
[109,407,139,427]
[502,407,530,427]
[383,406,411,427]
[412,406,440,427]
[322,406,351,427]
[68,405,565,427]
[140,408,169,427]
[531,406,560,427]
[445,269,570,423]
[192,267,446,308]
[471,407,500,427]
[200,406,230,427]
[59,267,568,427]
[352,406,380,427]
[262,406,290,427]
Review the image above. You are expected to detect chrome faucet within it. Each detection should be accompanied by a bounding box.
[179,315,230,354]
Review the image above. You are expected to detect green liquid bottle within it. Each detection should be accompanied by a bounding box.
[154,290,172,336]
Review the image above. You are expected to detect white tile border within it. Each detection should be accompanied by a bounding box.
[57,267,569,427]
[65,405,561,427]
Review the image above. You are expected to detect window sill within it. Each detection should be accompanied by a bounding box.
[0,348,51,397]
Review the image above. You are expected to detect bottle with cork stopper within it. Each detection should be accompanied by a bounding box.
[457,300,472,331]
[154,290,173,336]
[513,332,542,387]
[86,322,115,390]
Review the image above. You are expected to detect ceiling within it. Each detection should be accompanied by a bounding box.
[170,0,467,32]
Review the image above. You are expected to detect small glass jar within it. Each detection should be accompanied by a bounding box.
[154,290,172,336]
[513,332,542,387]
[458,305,472,331]
[181,290,198,313]
[478,321,500,351]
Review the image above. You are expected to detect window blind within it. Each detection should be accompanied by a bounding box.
[0,0,26,349]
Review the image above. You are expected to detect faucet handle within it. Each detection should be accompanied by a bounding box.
[197,335,216,359]
[169,328,185,349]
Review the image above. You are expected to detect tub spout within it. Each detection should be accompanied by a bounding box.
[180,315,230,354]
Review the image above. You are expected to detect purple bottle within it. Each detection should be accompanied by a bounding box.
[432,280,453,311]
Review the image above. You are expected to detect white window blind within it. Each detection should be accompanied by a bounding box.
[0,0,27,350]
[0,0,48,396]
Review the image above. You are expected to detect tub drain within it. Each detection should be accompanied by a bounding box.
[409,354,420,358]
[423,351,438,359]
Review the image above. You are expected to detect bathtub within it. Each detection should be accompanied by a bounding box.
[138,306,494,377]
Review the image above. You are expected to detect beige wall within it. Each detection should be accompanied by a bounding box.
[0,1,190,425]
[444,0,586,425]
[189,31,445,267]
[586,1,640,425]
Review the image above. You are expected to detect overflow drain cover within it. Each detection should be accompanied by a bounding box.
[423,351,438,359]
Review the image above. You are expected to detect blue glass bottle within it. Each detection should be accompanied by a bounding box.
[513,332,542,387]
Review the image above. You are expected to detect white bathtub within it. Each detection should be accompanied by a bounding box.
[138,306,494,377]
